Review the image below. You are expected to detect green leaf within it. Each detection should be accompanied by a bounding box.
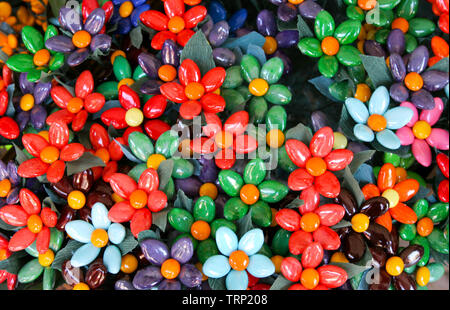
[427,57,449,72]
[0,251,28,274]
[341,166,365,206]
[349,150,376,174]
[308,76,341,102]
[152,208,170,232]
[360,55,392,88]
[285,123,313,144]
[277,18,298,31]
[13,143,31,164]
[157,159,174,191]
[53,75,75,97]
[42,197,60,216]
[174,189,193,212]
[114,139,144,163]
[269,275,293,290]
[208,277,226,290]
[66,152,106,175]
[236,211,254,238]
[222,31,266,51]
[130,26,143,49]
[180,31,216,76]
[297,15,314,39]
[51,240,84,272]
[285,198,305,209]
[49,0,66,19]
[331,220,352,229]
[330,262,372,279]
[117,229,138,255]
[137,230,161,243]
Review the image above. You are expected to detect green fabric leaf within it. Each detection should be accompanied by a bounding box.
[66,152,106,175]
[137,230,161,243]
[427,57,449,73]
[331,220,352,229]
[309,76,341,102]
[349,150,376,174]
[330,262,372,279]
[180,31,216,76]
[13,143,32,164]
[269,275,293,290]
[341,166,365,206]
[51,240,84,272]
[157,159,174,191]
[174,189,193,212]
[130,26,143,49]
[236,211,254,238]
[152,208,170,233]
[0,252,28,275]
[285,198,305,209]
[222,31,266,51]
[285,123,313,144]
[360,55,392,88]
[49,0,67,19]
[208,277,226,290]
[117,229,138,255]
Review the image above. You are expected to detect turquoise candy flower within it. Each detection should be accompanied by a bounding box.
[202,227,275,290]
[344,85,414,150]
[65,203,126,274]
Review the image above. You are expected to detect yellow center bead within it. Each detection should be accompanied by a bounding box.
[168,16,185,33]
[20,94,35,111]
[91,228,109,248]
[38,249,55,267]
[40,146,60,164]
[125,108,144,127]
[263,36,278,55]
[0,179,11,197]
[382,189,400,208]
[351,213,370,233]
[147,154,167,170]
[129,189,148,209]
[121,254,138,274]
[27,214,43,234]
[119,1,134,18]
[72,30,91,48]
[215,131,234,149]
[118,78,135,89]
[185,82,205,100]
[266,129,285,148]
[412,121,432,140]
[333,132,348,149]
[416,266,430,287]
[330,252,350,263]
[385,256,404,276]
[73,283,90,290]
[249,78,269,97]
[68,190,86,210]
[199,183,218,200]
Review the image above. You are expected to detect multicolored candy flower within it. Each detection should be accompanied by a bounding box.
[202,227,275,290]
[110,0,150,34]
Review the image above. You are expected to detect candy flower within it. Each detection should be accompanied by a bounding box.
[6,25,64,82]
[110,0,150,34]
[218,158,288,225]
[133,237,203,289]
[361,163,420,232]
[65,202,126,273]
[0,189,58,254]
[140,0,207,50]
[345,86,414,150]
[0,233,17,290]
[160,59,226,120]
[45,8,112,66]
[286,126,354,207]
[298,10,361,78]
[202,227,275,290]
[396,98,449,167]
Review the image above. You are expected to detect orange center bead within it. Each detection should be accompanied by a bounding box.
[91,228,108,248]
[185,82,205,100]
[72,30,91,48]
[300,212,321,232]
[321,36,340,56]
[158,64,177,82]
[168,16,185,33]
[40,146,60,164]
[305,157,327,177]
[67,97,84,114]
[417,217,434,237]
[358,0,377,10]
[129,189,148,209]
[229,250,249,271]
[0,248,9,261]
[367,114,387,132]
[391,17,409,33]
[0,179,11,197]
[33,49,50,66]
[404,72,423,91]
[240,184,260,205]
[300,268,320,289]
[161,258,181,279]
[215,131,234,149]
[27,214,43,234]
[190,220,211,241]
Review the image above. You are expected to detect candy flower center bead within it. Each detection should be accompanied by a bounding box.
[288,0,304,4]
[305,157,327,177]
[161,258,181,279]
[190,220,211,241]
[249,78,269,97]
[367,114,387,132]
[263,36,278,55]
[412,121,432,140]
[385,256,404,276]
[40,146,60,164]
[215,131,234,149]
[67,97,84,114]
[321,36,340,56]
[0,179,11,197]
[300,268,320,289]
[147,154,167,170]
[168,16,185,33]
[240,184,260,205]
[0,248,9,260]
[125,108,144,127]
[351,213,370,233]
[67,190,86,210]
[129,189,148,209]
[121,254,138,274]
[72,30,91,48]
[33,49,50,67]
[382,189,400,208]
[266,129,285,148]
[358,0,377,10]
[229,250,249,271]
[73,283,90,290]
[27,214,43,234]
[38,249,55,267]
[185,82,205,100]
[404,72,423,91]
[20,94,35,112]
[300,212,321,232]
[119,1,134,18]
[91,228,109,248]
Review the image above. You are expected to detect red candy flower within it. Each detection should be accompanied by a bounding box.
[160,59,226,120]
[0,234,17,290]
[0,189,58,254]
[437,153,449,203]
[140,0,207,50]
[50,70,106,132]
[107,172,168,237]
[285,127,354,212]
